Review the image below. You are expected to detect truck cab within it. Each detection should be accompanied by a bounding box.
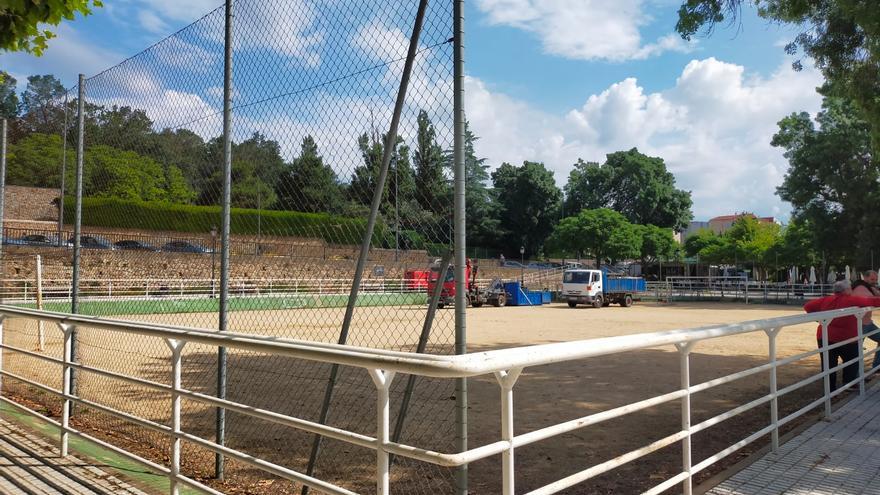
[562,269,603,308]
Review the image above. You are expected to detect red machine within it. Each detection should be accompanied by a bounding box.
[426,258,506,308]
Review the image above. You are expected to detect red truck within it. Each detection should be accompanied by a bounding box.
[427,258,506,308]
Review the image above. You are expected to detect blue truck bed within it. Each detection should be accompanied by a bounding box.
[603,270,647,293]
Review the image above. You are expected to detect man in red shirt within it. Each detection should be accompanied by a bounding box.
[804,280,880,391]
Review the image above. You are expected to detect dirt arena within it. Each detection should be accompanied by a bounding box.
[2,301,849,494]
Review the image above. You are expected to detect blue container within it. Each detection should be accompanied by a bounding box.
[541,291,551,304]
[503,283,553,306]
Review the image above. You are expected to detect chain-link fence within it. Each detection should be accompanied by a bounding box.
[0,0,463,492]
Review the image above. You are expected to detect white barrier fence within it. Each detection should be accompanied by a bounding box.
[0,305,876,494]
[0,277,471,304]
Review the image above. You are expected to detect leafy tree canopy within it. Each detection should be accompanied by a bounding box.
[564,148,693,231]
[0,71,18,118]
[549,208,642,267]
[1,1,102,55]
[676,0,880,152]
[492,160,562,256]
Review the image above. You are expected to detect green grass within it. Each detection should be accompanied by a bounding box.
[16,293,427,316]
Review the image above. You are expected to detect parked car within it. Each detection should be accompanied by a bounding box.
[3,234,64,247]
[162,240,211,254]
[68,235,115,250]
[114,240,160,252]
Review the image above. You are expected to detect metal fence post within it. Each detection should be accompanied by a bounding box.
[494,368,522,495]
[59,323,74,456]
[58,92,69,243]
[676,342,694,495]
[368,369,395,495]
[70,74,86,411]
[302,2,429,490]
[766,328,780,452]
[857,311,866,396]
[820,319,832,417]
[167,339,185,495]
[453,0,468,492]
[216,0,235,480]
[0,118,6,298]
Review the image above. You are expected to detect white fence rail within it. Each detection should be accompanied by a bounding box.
[0,305,876,494]
[0,277,463,304]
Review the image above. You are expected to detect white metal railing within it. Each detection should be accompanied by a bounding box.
[0,277,472,304]
[0,304,876,494]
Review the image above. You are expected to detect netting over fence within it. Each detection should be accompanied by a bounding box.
[1,1,458,492]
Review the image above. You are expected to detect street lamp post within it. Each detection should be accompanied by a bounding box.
[520,246,525,285]
[211,226,218,298]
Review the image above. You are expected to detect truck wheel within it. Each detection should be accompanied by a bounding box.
[567,301,577,308]
[473,301,484,308]
[592,295,603,308]
[494,294,507,307]
[622,294,633,307]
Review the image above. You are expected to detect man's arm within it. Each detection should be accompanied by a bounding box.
[842,295,880,307]
[804,298,824,313]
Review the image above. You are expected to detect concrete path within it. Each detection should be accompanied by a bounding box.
[708,384,880,495]
[0,416,150,495]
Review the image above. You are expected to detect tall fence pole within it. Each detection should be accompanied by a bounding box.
[216,0,235,481]
[71,74,85,408]
[58,92,69,244]
[453,0,468,492]
[0,118,6,300]
[302,2,429,491]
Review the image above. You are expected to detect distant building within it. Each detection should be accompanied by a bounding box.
[676,215,777,242]
[678,221,710,241]
[708,213,776,235]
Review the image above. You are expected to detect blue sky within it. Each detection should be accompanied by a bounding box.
[0,0,824,222]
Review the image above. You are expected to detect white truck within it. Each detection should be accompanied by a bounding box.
[562,268,646,308]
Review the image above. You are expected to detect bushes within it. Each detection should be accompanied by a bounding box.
[64,197,386,245]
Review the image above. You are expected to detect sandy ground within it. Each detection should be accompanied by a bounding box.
[1,301,851,494]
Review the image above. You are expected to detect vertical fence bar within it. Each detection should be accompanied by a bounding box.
[766,328,780,452]
[0,317,5,395]
[494,368,521,495]
[821,320,831,418]
[453,0,468,492]
[58,92,69,244]
[0,119,6,301]
[167,340,185,495]
[302,3,429,490]
[368,369,395,495]
[60,324,73,456]
[676,343,694,495]
[857,311,866,396]
[36,255,44,351]
[70,74,85,411]
[216,0,235,480]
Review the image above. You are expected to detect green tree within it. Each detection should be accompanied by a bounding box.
[1,1,102,55]
[0,71,18,118]
[6,133,69,187]
[84,145,193,203]
[683,228,726,260]
[462,121,499,248]
[550,208,642,267]
[492,161,562,256]
[563,149,693,231]
[676,0,880,153]
[18,74,66,136]
[413,110,449,213]
[638,224,679,264]
[773,97,874,262]
[276,136,344,214]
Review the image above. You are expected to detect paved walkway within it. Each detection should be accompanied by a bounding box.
[0,417,149,495]
[708,384,880,495]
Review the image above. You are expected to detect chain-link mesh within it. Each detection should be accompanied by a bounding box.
[0,1,458,493]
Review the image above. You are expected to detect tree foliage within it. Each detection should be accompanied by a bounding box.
[275,136,344,214]
[774,97,875,263]
[550,208,642,267]
[492,161,562,256]
[637,224,679,264]
[563,149,693,231]
[0,71,18,118]
[1,0,102,55]
[676,0,880,153]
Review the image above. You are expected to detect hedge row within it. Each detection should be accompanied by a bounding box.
[64,197,387,245]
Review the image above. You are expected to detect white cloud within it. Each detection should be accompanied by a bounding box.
[138,9,170,34]
[128,0,219,24]
[475,0,694,61]
[0,25,126,88]
[465,58,824,220]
